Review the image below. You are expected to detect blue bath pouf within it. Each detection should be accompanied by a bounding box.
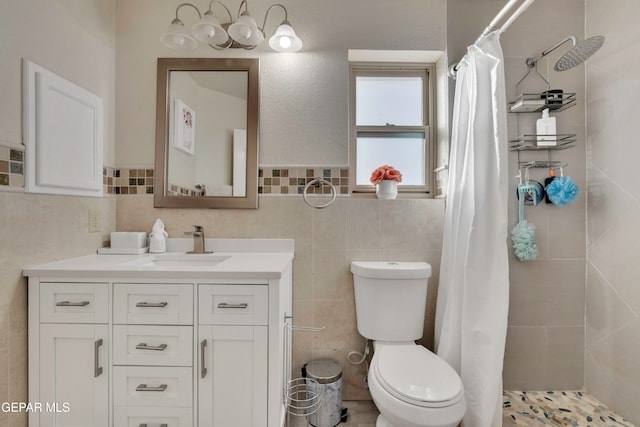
[511,219,538,262]
[545,176,579,206]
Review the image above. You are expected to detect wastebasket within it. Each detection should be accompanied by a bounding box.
[303,358,345,427]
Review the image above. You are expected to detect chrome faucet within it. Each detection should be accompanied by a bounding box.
[184,225,209,254]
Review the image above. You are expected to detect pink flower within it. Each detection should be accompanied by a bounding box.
[370,166,387,184]
[370,165,402,184]
[385,167,402,183]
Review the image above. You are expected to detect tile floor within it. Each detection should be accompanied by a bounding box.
[503,391,636,426]
[288,391,636,427]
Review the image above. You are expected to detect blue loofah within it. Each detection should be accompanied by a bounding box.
[511,219,538,261]
[545,175,579,206]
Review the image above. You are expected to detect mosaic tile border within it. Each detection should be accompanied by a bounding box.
[0,146,25,188]
[259,167,349,195]
[105,166,350,197]
[103,167,154,195]
[167,183,205,197]
[2,165,351,196]
[0,158,351,197]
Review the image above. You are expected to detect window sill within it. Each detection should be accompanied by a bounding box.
[349,191,432,200]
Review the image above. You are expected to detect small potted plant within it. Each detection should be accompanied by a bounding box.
[370,165,402,199]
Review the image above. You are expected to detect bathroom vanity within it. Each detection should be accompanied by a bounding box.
[23,239,294,427]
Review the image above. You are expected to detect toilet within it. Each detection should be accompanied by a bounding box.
[351,261,466,427]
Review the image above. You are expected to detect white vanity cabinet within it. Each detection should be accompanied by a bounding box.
[198,285,269,427]
[112,283,195,427]
[31,282,110,427]
[25,241,294,427]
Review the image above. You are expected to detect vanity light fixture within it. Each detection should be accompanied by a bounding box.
[161,0,302,52]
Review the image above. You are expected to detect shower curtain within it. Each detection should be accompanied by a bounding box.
[434,31,510,427]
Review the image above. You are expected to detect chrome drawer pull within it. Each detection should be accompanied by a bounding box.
[94,339,103,377]
[136,343,168,351]
[56,300,90,307]
[200,339,207,379]
[135,383,168,392]
[135,302,168,308]
[138,424,168,427]
[217,302,248,309]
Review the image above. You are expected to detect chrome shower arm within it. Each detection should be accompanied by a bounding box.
[526,35,577,68]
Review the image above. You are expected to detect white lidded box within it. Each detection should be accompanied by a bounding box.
[110,232,147,249]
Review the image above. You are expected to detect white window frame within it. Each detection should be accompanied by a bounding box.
[349,63,435,196]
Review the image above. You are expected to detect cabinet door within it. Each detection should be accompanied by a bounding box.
[198,326,267,427]
[39,324,108,427]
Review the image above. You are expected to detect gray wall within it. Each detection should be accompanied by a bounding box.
[586,1,640,424]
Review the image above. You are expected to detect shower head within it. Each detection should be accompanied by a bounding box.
[554,36,605,71]
[526,35,605,71]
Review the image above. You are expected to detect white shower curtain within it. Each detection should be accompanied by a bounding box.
[434,31,509,427]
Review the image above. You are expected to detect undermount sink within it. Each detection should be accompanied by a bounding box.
[129,253,231,268]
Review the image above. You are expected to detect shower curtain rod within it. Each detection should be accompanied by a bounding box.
[448,0,536,78]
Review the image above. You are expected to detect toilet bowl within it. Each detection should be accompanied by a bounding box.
[350,261,466,427]
[368,342,465,427]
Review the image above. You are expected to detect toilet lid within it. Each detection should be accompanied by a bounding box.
[374,345,462,406]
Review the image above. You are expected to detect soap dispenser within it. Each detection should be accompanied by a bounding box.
[536,108,557,147]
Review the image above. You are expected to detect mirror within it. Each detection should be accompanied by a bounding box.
[154,58,259,209]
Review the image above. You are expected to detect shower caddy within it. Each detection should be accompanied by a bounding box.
[509,65,576,177]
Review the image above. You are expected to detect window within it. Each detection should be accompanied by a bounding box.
[349,64,433,195]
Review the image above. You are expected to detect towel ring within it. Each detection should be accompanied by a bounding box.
[303,177,337,209]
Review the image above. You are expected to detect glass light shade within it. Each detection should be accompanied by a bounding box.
[160,20,197,50]
[228,13,264,46]
[191,13,228,45]
[268,23,302,52]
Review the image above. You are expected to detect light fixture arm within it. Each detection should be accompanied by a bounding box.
[236,0,249,18]
[261,3,288,32]
[526,35,577,68]
[207,0,233,22]
[174,2,202,21]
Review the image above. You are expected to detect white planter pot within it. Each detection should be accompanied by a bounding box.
[376,180,398,200]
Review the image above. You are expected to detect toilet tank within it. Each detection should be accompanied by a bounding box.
[351,262,431,342]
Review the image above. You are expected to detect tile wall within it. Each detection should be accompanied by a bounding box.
[0,192,115,426]
[0,146,24,189]
[585,1,640,424]
[116,194,445,400]
[103,167,154,195]
[259,167,349,195]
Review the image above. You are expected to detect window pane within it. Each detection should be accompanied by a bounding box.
[356,76,423,126]
[355,133,425,186]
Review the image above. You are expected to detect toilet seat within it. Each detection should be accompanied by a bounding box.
[373,344,464,408]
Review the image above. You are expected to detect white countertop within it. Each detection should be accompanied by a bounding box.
[23,238,295,280]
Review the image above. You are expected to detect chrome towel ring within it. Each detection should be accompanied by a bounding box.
[303,177,337,209]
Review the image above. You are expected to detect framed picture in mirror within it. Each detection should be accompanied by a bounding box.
[174,98,195,155]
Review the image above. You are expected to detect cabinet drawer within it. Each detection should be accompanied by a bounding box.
[40,282,108,323]
[113,406,193,427]
[113,366,192,408]
[114,284,193,325]
[198,285,268,325]
[113,325,193,367]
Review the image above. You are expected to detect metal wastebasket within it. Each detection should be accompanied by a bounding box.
[302,358,346,427]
